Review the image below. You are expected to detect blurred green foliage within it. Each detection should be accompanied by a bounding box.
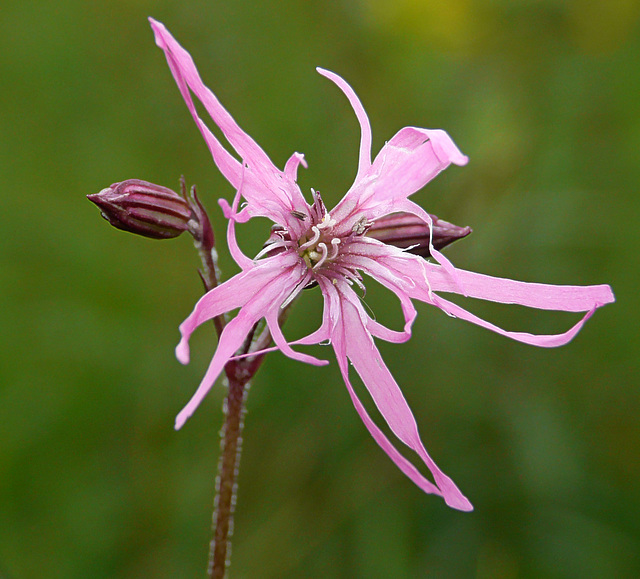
[1,0,638,577]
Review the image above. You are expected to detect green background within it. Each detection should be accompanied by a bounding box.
[1,1,638,577]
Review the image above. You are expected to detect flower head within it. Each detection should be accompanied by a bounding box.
[150,19,614,511]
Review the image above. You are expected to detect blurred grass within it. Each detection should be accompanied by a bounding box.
[1,0,638,577]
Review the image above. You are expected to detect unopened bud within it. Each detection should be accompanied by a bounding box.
[366,212,471,258]
[87,179,192,239]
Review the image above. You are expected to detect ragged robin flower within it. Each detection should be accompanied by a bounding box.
[150,18,614,511]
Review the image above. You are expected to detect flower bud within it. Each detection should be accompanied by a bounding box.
[87,179,193,239]
[366,212,471,258]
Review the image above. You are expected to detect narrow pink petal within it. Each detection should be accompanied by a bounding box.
[316,68,372,182]
[338,355,446,500]
[175,305,264,429]
[367,247,614,347]
[366,318,412,343]
[429,293,599,348]
[226,319,329,362]
[149,18,307,228]
[418,261,615,312]
[287,297,333,346]
[319,277,473,511]
[221,164,254,271]
[264,306,329,366]
[150,19,279,186]
[175,256,308,429]
[337,238,417,341]
[229,286,335,362]
[175,252,302,364]
[332,127,468,232]
[284,152,308,182]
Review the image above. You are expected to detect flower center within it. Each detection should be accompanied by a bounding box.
[298,214,341,270]
[260,190,371,274]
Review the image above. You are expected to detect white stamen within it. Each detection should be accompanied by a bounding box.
[312,243,329,269]
[317,213,336,230]
[298,226,321,251]
[327,238,341,260]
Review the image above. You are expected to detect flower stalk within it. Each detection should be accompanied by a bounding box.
[210,369,247,579]
[181,179,253,579]
[185,184,241,578]
[193,217,247,579]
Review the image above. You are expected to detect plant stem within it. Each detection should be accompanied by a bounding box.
[189,197,259,579]
[188,185,295,578]
[209,368,248,578]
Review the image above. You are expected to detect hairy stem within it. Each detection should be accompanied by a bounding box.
[189,185,297,577]
[207,311,293,578]
[209,370,249,578]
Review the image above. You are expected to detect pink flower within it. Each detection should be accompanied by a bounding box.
[150,19,614,512]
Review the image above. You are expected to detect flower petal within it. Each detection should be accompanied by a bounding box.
[264,290,329,366]
[366,247,614,347]
[319,277,473,511]
[174,255,308,429]
[420,261,615,311]
[220,164,255,271]
[149,18,307,229]
[337,238,417,342]
[428,292,598,347]
[175,251,302,365]
[225,284,335,363]
[284,152,308,183]
[316,68,372,182]
[339,362,448,500]
[332,127,468,232]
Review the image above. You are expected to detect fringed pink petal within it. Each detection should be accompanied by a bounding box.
[284,152,308,182]
[316,68,372,182]
[418,261,615,311]
[265,307,329,366]
[287,299,334,346]
[368,128,468,205]
[429,292,599,348]
[338,238,418,341]
[175,257,308,428]
[150,19,278,186]
[175,252,302,364]
[220,164,254,271]
[227,286,334,363]
[319,278,473,511]
[366,318,413,343]
[332,127,467,232]
[175,305,265,429]
[337,354,447,500]
[149,18,307,228]
[371,249,614,347]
